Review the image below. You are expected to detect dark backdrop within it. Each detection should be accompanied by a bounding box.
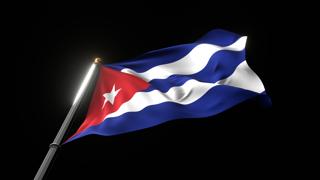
[14,2,278,179]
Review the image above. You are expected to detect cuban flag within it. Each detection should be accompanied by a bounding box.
[66,29,268,143]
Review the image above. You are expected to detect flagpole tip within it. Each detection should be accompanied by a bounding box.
[94,57,102,64]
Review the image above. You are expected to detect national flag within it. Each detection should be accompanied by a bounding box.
[66,29,269,143]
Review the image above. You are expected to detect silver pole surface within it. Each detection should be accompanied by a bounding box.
[34,58,101,180]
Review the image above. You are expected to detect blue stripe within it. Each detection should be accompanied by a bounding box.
[105,29,242,72]
[196,29,242,46]
[66,86,262,142]
[106,44,196,72]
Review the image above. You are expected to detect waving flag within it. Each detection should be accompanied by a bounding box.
[66,29,268,143]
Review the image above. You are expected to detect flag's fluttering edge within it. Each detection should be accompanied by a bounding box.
[66,29,270,143]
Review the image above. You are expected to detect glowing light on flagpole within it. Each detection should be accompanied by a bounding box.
[34,57,101,180]
[73,58,101,105]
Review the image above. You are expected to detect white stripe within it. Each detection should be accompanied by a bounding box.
[104,60,264,120]
[121,36,247,82]
[217,61,265,93]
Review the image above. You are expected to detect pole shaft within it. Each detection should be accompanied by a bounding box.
[34,99,82,180]
[34,62,99,180]
[34,146,58,180]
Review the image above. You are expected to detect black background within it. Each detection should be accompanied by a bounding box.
[13,2,281,179]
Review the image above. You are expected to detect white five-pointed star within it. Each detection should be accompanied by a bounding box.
[102,84,121,109]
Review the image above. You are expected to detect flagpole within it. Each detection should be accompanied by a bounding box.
[34,58,102,180]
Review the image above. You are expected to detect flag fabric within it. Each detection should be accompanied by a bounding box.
[66,29,268,143]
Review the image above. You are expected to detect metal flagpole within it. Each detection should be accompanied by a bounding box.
[34,58,102,180]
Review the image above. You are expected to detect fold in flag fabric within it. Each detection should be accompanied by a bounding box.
[66,29,269,143]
